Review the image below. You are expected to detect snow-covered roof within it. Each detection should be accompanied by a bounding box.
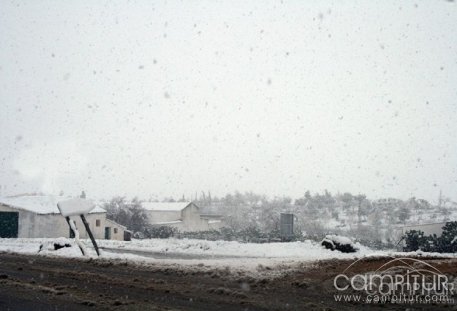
[106,218,127,229]
[142,202,192,212]
[0,195,106,215]
[153,220,183,225]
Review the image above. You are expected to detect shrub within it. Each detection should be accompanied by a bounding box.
[403,222,457,253]
[403,230,426,252]
[437,221,457,253]
[144,226,177,239]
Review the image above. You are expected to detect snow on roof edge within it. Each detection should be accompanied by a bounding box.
[142,201,193,211]
[106,218,127,229]
[153,220,183,225]
[0,195,106,215]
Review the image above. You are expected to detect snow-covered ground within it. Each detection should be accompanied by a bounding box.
[0,237,455,271]
[99,238,371,258]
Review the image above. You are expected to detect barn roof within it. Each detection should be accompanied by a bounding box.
[142,202,192,212]
[0,195,106,215]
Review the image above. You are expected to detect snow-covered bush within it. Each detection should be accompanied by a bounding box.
[438,221,457,253]
[144,226,177,239]
[403,222,457,253]
[403,230,426,252]
[39,237,73,252]
[321,235,358,253]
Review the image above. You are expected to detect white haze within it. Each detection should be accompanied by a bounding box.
[0,0,456,202]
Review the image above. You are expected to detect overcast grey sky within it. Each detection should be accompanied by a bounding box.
[0,0,456,202]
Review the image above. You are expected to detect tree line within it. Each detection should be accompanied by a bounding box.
[103,191,454,248]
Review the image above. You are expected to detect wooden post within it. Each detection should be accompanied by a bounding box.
[65,216,75,236]
[65,216,85,256]
[80,215,100,256]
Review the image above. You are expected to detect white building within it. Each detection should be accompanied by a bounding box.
[0,194,127,241]
[105,218,129,240]
[142,202,223,232]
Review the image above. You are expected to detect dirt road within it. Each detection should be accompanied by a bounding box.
[0,252,456,310]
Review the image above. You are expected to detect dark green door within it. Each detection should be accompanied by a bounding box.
[105,227,111,240]
[0,212,19,238]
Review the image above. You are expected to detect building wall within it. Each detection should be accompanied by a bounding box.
[181,204,209,231]
[74,213,106,239]
[105,219,126,241]
[0,204,107,239]
[0,204,43,237]
[147,210,181,223]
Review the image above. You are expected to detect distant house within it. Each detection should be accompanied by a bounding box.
[142,202,224,232]
[0,194,127,241]
[372,198,404,210]
[105,219,130,241]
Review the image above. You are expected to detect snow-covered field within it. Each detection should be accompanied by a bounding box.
[1,238,455,270]
[99,238,372,258]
